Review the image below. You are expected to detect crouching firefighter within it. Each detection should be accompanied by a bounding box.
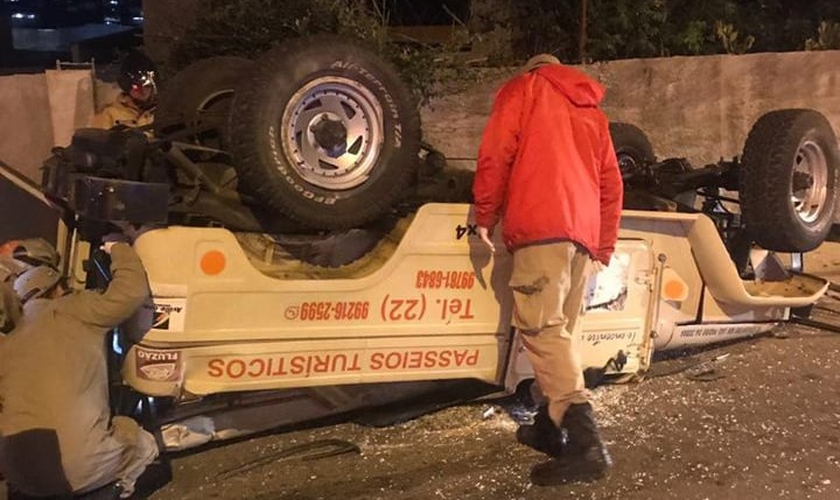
[0,238,61,334]
[0,240,159,499]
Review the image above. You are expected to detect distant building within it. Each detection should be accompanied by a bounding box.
[1,0,143,70]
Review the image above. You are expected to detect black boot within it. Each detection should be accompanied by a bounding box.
[515,406,565,457]
[530,403,612,486]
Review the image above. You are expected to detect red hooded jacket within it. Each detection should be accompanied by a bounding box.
[472,63,623,264]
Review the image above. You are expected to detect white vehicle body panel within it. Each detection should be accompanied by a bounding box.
[120,204,828,398]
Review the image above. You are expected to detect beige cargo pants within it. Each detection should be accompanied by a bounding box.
[510,241,592,426]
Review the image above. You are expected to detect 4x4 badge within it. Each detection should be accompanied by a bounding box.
[456,224,477,240]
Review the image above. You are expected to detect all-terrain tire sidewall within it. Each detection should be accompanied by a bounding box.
[229,36,421,230]
[155,56,254,141]
[740,109,839,252]
[609,122,655,177]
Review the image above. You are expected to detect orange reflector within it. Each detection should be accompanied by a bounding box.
[0,240,20,257]
[200,250,226,275]
[661,268,689,302]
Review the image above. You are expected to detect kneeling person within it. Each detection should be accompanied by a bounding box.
[0,238,60,334]
[0,241,158,498]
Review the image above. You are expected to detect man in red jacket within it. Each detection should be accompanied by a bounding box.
[472,54,623,485]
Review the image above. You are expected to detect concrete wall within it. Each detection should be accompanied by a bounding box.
[0,73,55,180]
[45,70,97,151]
[0,69,100,182]
[0,68,120,183]
[422,50,840,169]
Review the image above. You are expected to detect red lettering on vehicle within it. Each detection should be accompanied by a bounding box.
[367,349,479,370]
[272,357,287,376]
[438,350,451,367]
[380,294,427,322]
[423,350,438,368]
[370,352,383,370]
[248,359,265,377]
[227,360,246,379]
[333,354,361,372]
[290,355,306,375]
[208,359,224,378]
[455,350,479,366]
[312,355,330,373]
[415,270,476,290]
[291,301,370,321]
[384,352,402,369]
[405,351,423,369]
[439,298,475,320]
[203,350,477,380]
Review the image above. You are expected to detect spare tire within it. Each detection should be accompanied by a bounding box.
[155,56,254,148]
[229,35,421,230]
[740,109,839,252]
[609,122,655,179]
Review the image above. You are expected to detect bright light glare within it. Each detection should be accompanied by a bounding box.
[111,332,123,355]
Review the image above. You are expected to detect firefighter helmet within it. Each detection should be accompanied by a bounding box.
[117,50,158,94]
[13,265,62,305]
[11,238,59,267]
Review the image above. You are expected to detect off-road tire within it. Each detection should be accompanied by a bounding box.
[154,56,254,147]
[609,122,655,178]
[740,109,839,252]
[228,35,421,230]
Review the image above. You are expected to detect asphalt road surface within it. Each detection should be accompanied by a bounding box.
[134,316,840,500]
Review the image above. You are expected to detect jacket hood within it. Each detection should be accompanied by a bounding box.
[532,64,605,107]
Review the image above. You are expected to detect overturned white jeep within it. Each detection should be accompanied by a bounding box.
[23,35,839,450]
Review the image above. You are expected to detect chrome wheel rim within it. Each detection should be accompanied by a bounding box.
[791,140,828,224]
[281,77,384,191]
